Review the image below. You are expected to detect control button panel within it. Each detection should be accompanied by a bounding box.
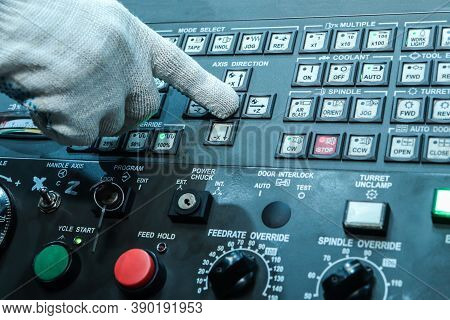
[96,136,121,153]
[223,68,252,91]
[265,31,297,53]
[324,63,357,86]
[357,61,391,86]
[385,135,421,162]
[236,32,267,54]
[300,30,331,53]
[204,120,239,146]
[208,33,238,55]
[363,28,396,51]
[293,62,325,86]
[123,131,153,153]
[316,97,351,122]
[344,134,379,161]
[284,96,318,122]
[350,97,385,123]
[242,94,276,119]
[332,29,363,52]
[276,133,309,158]
[403,26,435,50]
[183,34,210,55]
[152,129,183,154]
[398,61,431,86]
[423,136,450,163]
[391,97,426,123]
[428,98,450,123]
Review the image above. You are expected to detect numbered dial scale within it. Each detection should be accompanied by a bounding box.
[0,185,14,250]
[196,241,285,300]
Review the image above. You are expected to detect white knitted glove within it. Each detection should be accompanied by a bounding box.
[0,0,239,145]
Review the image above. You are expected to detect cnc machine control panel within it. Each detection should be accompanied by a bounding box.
[0,2,449,300]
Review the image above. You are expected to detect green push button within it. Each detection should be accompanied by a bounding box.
[432,188,450,224]
[33,244,70,282]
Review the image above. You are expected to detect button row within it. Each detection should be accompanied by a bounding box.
[275,133,450,163]
[68,127,183,155]
[275,133,378,160]
[164,31,298,56]
[293,60,391,86]
[285,96,384,123]
[397,60,450,86]
[184,93,277,120]
[162,25,450,55]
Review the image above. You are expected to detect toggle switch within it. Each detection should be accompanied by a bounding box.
[38,187,61,214]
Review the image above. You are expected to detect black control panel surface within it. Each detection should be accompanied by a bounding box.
[0,0,449,300]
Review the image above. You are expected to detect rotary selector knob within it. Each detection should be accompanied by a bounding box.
[322,259,375,299]
[208,250,258,299]
[114,248,166,296]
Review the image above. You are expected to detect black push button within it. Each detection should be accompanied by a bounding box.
[316,97,351,122]
[391,97,426,123]
[204,120,239,146]
[385,134,421,162]
[151,127,183,155]
[331,29,363,52]
[357,60,391,86]
[432,60,450,85]
[275,133,310,159]
[300,29,332,53]
[397,61,432,86]
[223,68,252,91]
[183,34,211,55]
[208,33,238,55]
[236,32,267,54]
[162,34,184,47]
[350,96,385,123]
[403,26,436,51]
[423,135,450,163]
[427,97,450,123]
[242,94,277,119]
[343,134,379,161]
[363,28,396,52]
[122,130,153,153]
[265,31,297,54]
[261,201,291,228]
[96,136,121,153]
[324,62,357,86]
[292,62,325,87]
[184,94,245,119]
[284,96,318,122]
[437,26,450,50]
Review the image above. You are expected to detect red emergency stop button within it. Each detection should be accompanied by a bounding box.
[114,249,156,289]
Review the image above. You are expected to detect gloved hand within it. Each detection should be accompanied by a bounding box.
[0,0,239,145]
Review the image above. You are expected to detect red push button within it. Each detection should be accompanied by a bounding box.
[314,135,338,155]
[310,134,343,159]
[114,249,156,289]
